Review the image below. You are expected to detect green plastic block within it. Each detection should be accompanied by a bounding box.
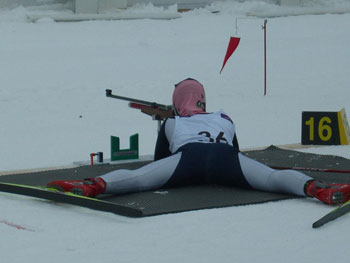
[111,134,139,161]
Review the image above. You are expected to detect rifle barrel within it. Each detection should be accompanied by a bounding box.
[106,89,172,110]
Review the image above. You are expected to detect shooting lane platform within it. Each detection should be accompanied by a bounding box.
[1,146,350,217]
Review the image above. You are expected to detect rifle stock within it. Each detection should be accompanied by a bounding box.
[139,105,174,120]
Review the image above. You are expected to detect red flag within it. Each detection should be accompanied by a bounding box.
[220,37,240,74]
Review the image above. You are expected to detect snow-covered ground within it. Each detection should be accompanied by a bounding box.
[1,1,350,262]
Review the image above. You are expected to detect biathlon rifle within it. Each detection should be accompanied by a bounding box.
[106,89,174,130]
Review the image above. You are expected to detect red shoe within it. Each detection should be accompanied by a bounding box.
[305,180,350,205]
[47,178,106,197]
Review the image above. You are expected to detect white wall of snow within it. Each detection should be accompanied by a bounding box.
[0,0,304,10]
[129,0,217,9]
[0,0,67,8]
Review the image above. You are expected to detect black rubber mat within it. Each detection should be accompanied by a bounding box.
[100,185,296,216]
[244,146,350,183]
[1,145,349,217]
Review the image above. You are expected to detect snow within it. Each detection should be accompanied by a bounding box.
[1,1,350,262]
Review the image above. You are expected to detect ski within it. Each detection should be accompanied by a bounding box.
[0,182,142,217]
[271,166,350,174]
[312,200,350,228]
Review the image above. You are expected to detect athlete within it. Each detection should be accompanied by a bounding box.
[47,78,350,205]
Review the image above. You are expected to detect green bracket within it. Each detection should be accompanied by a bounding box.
[111,134,139,161]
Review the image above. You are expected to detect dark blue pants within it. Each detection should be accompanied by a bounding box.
[164,143,252,189]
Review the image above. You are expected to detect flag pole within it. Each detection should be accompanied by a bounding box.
[263,19,267,96]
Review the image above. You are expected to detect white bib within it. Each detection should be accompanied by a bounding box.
[168,110,236,153]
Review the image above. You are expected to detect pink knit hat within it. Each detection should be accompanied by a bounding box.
[172,78,206,117]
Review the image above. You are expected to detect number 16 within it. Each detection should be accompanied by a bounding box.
[305,117,332,142]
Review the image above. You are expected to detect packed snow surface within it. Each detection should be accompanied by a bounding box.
[0,1,350,262]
